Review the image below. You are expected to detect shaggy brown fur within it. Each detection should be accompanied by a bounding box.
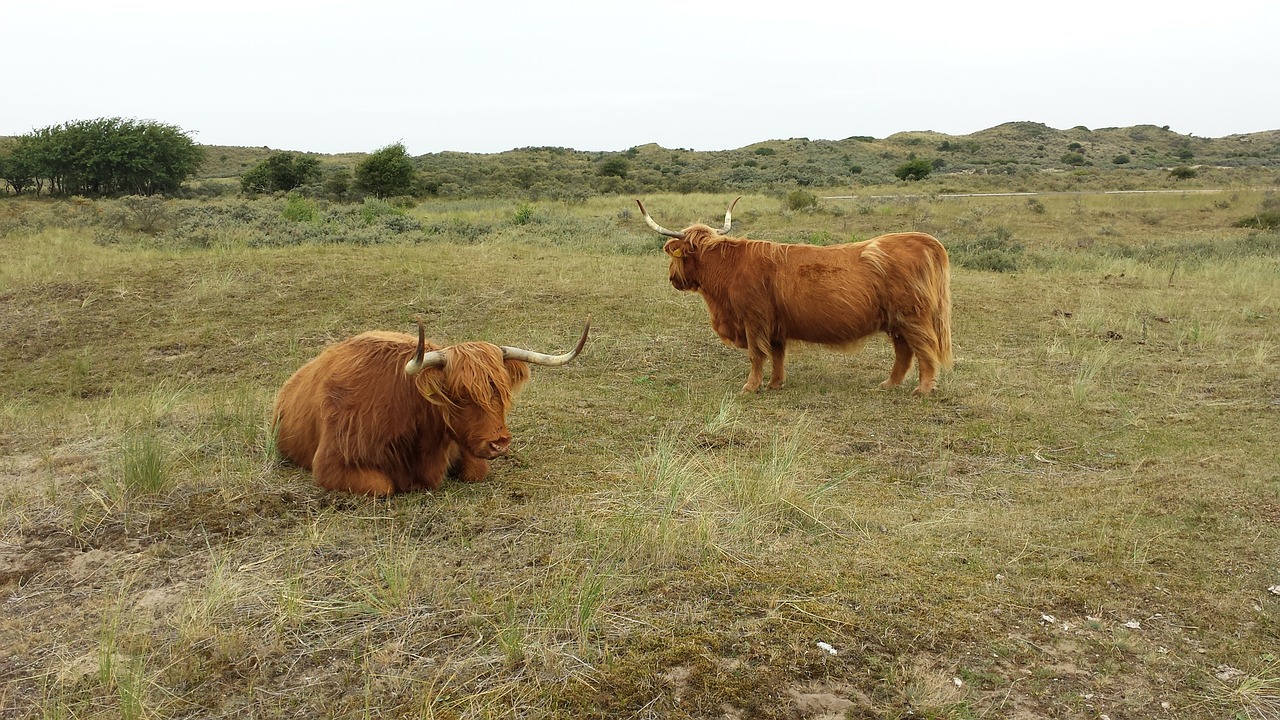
[271,332,531,496]
[662,224,953,394]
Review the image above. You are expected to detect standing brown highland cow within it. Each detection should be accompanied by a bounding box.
[638,198,951,395]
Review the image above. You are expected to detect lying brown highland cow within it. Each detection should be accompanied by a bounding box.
[272,319,589,495]
[638,198,952,395]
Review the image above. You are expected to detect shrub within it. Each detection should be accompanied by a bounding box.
[323,169,351,199]
[241,152,322,195]
[1233,211,1280,230]
[119,195,172,234]
[1112,154,1131,165]
[784,190,818,211]
[893,158,934,181]
[949,226,1024,272]
[598,157,629,179]
[1061,152,1086,166]
[380,213,423,234]
[281,193,318,222]
[359,197,400,225]
[1169,166,1197,180]
[355,142,416,198]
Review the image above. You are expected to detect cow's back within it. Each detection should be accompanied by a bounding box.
[765,241,885,344]
[272,332,420,469]
[765,233,946,345]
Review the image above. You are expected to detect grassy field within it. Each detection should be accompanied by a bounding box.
[1,186,1278,718]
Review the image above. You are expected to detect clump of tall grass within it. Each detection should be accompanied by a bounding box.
[101,433,171,503]
[600,420,837,571]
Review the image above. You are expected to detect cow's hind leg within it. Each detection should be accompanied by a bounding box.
[767,340,787,389]
[912,353,939,396]
[902,326,941,396]
[313,448,395,496]
[880,334,914,390]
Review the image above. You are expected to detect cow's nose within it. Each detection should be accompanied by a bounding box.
[489,436,511,455]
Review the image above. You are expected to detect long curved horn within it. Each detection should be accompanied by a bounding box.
[501,316,591,367]
[718,196,741,234]
[404,319,447,376]
[635,200,684,239]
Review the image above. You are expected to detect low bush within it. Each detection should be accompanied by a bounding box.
[1232,211,1280,231]
[894,158,933,181]
[948,226,1024,272]
[784,190,818,211]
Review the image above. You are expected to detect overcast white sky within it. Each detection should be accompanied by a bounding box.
[4,1,1277,155]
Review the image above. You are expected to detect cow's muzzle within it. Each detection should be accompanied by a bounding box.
[670,274,697,291]
[478,435,512,459]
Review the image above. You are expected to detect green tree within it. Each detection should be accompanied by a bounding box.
[598,157,629,179]
[355,142,416,198]
[323,168,352,199]
[0,139,40,195]
[11,118,203,196]
[894,158,934,181]
[241,152,322,194]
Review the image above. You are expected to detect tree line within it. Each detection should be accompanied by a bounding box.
[0,117,418,200]
[239,143,416,199]
[0,118,204,196]
[4,117,1268,201]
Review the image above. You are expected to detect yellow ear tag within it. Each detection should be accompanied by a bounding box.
[671,248,683,258]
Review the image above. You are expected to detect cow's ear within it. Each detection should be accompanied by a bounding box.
[669,238,697,257]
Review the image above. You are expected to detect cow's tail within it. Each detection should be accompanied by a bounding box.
[933,256,954,369]
[914,237,953,371]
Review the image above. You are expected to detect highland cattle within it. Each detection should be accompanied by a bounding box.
[272,319,590,495]
[638,198,951,394]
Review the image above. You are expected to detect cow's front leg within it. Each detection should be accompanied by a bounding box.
[408,442,450,491]
[455,454,491,483]
[742,330,768,393]
[441,442,491,484]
